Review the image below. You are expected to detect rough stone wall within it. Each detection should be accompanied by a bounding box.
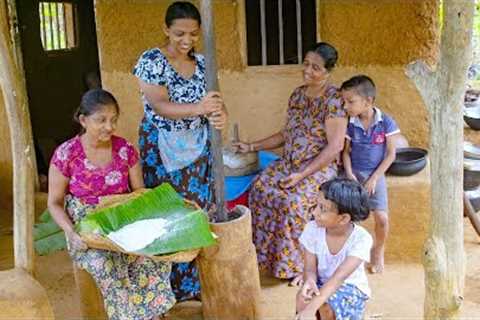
[319,0,439,66]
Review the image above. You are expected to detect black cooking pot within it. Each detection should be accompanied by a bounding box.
[387,147,428,176]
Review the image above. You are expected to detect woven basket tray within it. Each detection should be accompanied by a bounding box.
[80,188,201,263]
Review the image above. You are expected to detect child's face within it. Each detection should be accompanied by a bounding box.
[342,89,373,117]
[312,193,345,228]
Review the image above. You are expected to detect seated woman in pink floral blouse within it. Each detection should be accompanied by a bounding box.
[48,89,175,320]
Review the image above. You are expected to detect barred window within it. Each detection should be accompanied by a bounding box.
[39,2,77,51]
[245,0,317,66]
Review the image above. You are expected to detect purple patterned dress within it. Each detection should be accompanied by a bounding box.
[249,85,346,279]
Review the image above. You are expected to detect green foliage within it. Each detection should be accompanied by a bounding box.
[474,2,480,36]
[438,0,480,34]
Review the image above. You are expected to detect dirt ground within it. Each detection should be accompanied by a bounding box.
[1,211,479,319]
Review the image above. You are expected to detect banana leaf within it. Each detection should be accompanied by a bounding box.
[138,209,213,255]
[77,183,216,255]
[34,218,62,240]
[39,209,54,223]
[35,231,67,256]
[34,209,67,255]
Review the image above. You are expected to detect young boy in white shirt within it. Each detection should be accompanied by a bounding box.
[295,178,372,320]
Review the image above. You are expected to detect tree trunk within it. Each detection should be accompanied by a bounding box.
[406,1,475,318]
[0,0,36,274]
[199,0,227,222]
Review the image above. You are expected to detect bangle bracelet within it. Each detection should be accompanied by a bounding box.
[249,143,254,152]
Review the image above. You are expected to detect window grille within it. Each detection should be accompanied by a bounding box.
[39,2,77,51]
[245,0,317,66]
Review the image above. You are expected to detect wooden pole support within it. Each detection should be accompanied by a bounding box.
[199,0,227,222]
[0,0,36,274]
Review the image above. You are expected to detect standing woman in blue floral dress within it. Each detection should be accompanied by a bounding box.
[133,1,227,301]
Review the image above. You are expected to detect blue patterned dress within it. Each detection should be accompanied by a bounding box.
[133,48,213,301]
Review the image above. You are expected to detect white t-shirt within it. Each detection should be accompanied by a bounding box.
[299,221,373,297]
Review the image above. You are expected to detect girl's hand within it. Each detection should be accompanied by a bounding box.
[232,141,251,154]
[280,172,304,189]
[198,91,223,115]
[66,230,88,251]
[207,109,227,130]
[300,279,320,300]
[364,174,378,196]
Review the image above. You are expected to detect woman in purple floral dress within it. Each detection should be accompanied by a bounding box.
[48,89,175,320]
[234,43,347,283]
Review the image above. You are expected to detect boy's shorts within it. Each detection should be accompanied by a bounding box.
[317,281,368,320]
[353,170,388,212]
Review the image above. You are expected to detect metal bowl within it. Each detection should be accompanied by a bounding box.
[464,158,480,190]
[464,141,480,160]
[387,147,428,176]
[465,186,480,212]
[464,107,480,130]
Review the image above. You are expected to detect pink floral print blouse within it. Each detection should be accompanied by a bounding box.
[51,135,139,205]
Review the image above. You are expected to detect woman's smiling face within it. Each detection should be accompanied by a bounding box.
[79,104,118,142]
[302,51,330,87]
[164,18,201,56]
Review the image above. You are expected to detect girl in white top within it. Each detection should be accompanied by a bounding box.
[295,178,373,320]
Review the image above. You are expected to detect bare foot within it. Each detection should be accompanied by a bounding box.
[369,246,385,274]
[288,274,304,287]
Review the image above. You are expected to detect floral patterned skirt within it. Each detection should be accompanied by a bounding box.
[139,120,214,301]
[66,196,176,320]
[249,159,337,279]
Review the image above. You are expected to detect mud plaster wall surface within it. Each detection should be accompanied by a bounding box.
[96,0,432,148]
[319,0,439,66]
[101,66,429,150]
[95,0,242,74]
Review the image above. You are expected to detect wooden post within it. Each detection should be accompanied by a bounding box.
[406,1,475,318]
[0,0,36,274]
[5,0,39,191]
[199,0,227,222]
